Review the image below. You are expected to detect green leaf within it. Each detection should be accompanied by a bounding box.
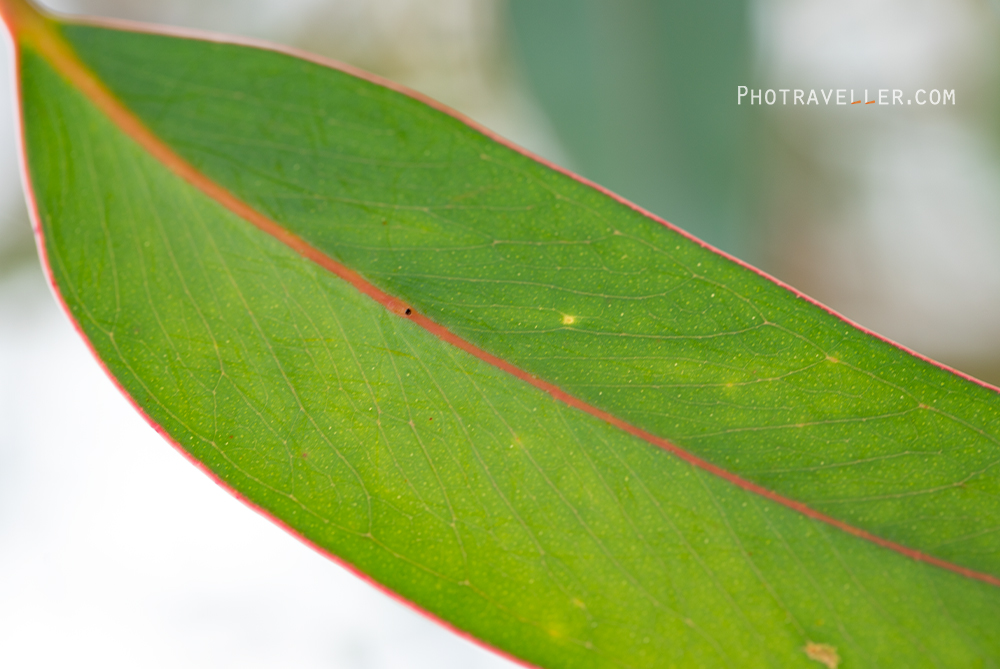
[507,0,753,254]
[8,1,1000,666]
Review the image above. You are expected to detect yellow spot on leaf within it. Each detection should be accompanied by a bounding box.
[804,641,840,668]
[562,314,576,325]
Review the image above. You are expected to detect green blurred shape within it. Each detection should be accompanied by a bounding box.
[507,0,753,255]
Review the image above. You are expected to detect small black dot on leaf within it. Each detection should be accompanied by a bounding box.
[405,308,412,315]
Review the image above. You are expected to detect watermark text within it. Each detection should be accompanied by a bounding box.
[737,87,955,106]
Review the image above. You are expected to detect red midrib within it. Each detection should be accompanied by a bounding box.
[30,18,1000,590]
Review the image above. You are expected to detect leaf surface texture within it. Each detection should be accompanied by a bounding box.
[17,18,1000,668]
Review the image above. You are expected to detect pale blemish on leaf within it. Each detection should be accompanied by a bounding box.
[804,641,840,668]
[561,314,576,325]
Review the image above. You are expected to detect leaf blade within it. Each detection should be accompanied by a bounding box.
[58,21,1000,578]
[14,9,1000,668]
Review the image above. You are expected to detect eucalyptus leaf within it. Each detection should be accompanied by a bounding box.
[6,1,1000,667]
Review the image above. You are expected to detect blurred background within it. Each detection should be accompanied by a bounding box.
[2,0,999,666]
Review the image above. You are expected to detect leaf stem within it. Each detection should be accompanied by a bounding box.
[0,0,49,42]
[0,0,118,125]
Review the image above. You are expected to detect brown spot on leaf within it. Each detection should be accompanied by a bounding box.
[804,641,840,668]
[385,298,411,317]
